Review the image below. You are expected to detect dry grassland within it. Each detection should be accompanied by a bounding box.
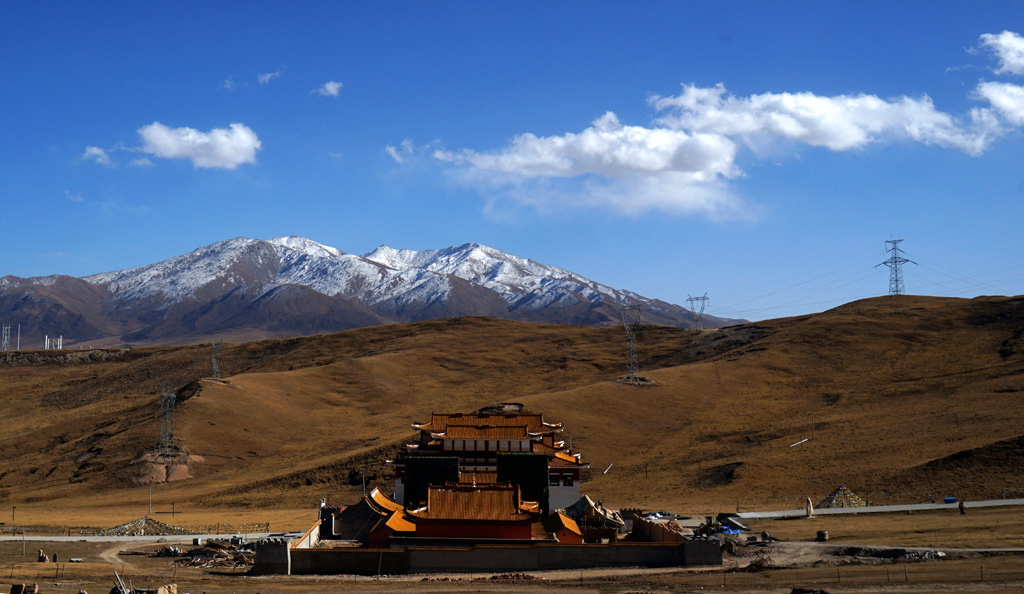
[0,294,1022,536]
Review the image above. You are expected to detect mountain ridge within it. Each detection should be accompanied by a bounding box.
[0,236,741,346]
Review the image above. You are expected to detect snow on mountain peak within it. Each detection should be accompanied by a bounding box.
[268,236,343,258]
[67,236,659,318]
[361,241,634,309]
[363,245,407,269]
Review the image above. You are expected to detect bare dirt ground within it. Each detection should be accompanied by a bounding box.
[743,505,1024,549]
[4,508,1024,593]
[4,552,1024,593]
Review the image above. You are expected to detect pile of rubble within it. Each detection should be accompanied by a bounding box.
[110,570,178,594]
[485,573,543,581]
[662,521,687,535]
[129,538,254,569]
[421,573,543,582]
[178,539,254,568]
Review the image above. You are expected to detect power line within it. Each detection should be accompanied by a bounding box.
[712,294,879,317]
[712,268,879,317]
[903,252,1021,295]
[712,253,884,313]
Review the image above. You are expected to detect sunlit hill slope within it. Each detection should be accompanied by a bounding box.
[0,294,1022,514]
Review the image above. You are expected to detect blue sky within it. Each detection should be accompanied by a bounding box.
[3,1,1023,321]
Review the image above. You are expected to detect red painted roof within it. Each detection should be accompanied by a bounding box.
[442,425,529,439]
[414,413,561,433]
[409,484,536,522]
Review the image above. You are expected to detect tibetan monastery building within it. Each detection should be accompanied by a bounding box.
[254,408,721,574]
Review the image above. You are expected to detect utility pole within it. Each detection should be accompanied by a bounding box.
[687,293,709,330]
[159,382,176,468]
[211,341,223,380]
[877,239,916,296]
[620,305,643,384]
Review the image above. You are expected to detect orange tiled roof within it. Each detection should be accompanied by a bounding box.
[414,413,561,433]
[549,452,588,467]
[554,511,582,536]
[530,441,561,453]
[369,488,403,514]
[409,485,535,522]
[385,510,416,533]
[441,425,530,439]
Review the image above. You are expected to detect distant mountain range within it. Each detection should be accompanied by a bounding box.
[0,237,743,346]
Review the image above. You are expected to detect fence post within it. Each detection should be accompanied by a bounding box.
[905,565,909,583]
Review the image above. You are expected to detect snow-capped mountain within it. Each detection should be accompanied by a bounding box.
[0,237,742,346]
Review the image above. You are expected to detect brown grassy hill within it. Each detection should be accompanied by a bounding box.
[0,294,1022,518]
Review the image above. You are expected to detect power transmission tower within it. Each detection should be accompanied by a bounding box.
[620,305,643,384]
[211,341,223,380]
[876,239,916,295]
[1,325,9,351]
[687,293,709,330]
[159,382,176,468]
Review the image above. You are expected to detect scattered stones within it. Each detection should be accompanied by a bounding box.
[421,573,543,582]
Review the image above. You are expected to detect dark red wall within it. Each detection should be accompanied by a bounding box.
[416,522,531,540]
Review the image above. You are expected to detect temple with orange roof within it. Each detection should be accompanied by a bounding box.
[258,406,721,574]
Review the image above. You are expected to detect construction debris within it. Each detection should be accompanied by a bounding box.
[421,573,543,582]
[488,573,543,581]
[116,539,254,568]
[109,571,178,594]
[178,539,254,568]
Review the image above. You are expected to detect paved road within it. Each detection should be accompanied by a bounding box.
[736,497,1024,519]
[0,531,302,543]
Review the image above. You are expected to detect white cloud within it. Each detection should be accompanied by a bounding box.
[64,190,84,202]
[385,139,415,163]
[221,77,237,92]
[650,84,1000,156]
[313,81,343,97]
[258,71,281,85]
[435,112,739,179]
[433,112,744,217]
[423,32,1024,218]
[976,81,1024,125]
[979,31,1024,75]
[130,157,154,167]
[82,146,112,166]
[137,122,262,169]
[433,79,1015,217]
